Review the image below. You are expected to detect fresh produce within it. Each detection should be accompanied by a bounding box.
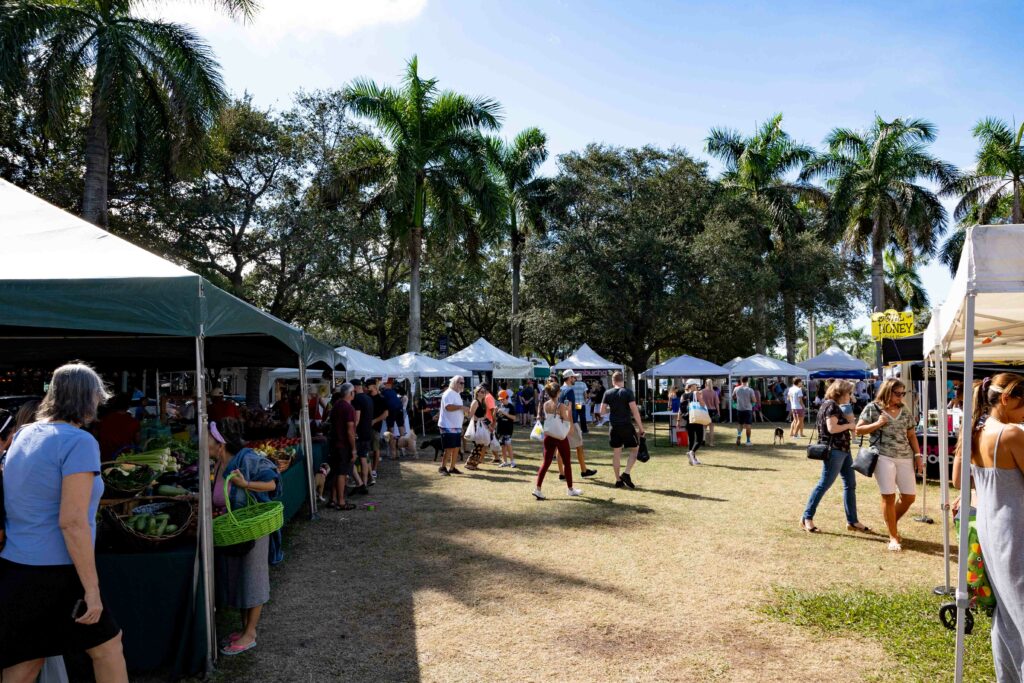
[156,484,190,497]
[115,447,178,474]
[102,463,156,493]
[127,512,175,537]
[248,437,300,461]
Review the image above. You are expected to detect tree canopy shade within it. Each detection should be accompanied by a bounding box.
[341,56,504,353]
[0,0,255,226]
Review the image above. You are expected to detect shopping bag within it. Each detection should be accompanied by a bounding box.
[543,413,570,440]
[530,420,544,441]
[464,419,490,445]
[636,437,651,463]
[688,401,711,426]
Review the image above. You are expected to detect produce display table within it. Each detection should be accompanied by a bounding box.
[280,441,327,523]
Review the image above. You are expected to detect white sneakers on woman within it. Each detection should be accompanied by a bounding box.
[533,487,583,498]
[567,488,583,496]
[688,451,702,466]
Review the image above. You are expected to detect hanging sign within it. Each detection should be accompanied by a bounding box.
[871,309,915,340]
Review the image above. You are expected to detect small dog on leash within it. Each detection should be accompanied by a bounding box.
[315,463,331,501]
[773,427,785,445]
[421,437,445,461]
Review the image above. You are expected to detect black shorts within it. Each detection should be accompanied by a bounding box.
[329,450,355,477]
[0,558,121,667]
[356,438,372,458]
[386,414,399,430]
[736,410,753,425]
[440,430,462,450]
[609,423,638,449]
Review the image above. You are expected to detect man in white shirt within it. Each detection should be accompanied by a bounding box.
[437,375,469,476]
[787,378,806,443]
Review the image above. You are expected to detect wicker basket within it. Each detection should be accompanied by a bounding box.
[100,496,196,550]
[213,472,284,547]
[100,463,159,498]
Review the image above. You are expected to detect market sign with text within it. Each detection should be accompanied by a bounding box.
[871,310,915,340]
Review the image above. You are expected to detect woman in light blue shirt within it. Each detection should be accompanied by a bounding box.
[0,363,127,682]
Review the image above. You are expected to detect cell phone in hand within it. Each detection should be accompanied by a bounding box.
[72,598,87,621]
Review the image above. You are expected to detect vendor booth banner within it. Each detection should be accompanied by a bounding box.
[871,309,915,340]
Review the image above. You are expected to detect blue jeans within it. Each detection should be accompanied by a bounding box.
[802,448,859,524]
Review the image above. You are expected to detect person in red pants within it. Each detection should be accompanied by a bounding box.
[533,381,583,499]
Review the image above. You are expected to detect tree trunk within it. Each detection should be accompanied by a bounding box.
[82,90,109,227]
[871,217,886,373]
[245,366,263,408]
[753,294,767,355]
[406,178,426,353]
[510,213,522,357]
[783,294,797,364]
[1013,179,1022,224]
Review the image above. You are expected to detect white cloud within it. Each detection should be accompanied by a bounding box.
[142,0,427,41]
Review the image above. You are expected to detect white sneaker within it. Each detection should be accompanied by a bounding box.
[687,451,696,465]
[567,487,583,497]
[509,462,517,468]
[692,453,702,465]
[744,441,753,447]
[498,462,510,468]
[532,488,546,500]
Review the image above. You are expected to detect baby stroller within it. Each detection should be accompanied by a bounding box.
[939,513,994,635]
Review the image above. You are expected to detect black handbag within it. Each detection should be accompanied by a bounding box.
[636,436,650,463]
[852,432,881,477]
[807,402,834,461]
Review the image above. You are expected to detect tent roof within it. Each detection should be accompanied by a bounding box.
[797,346,870,377]
[386,352,468,379]
[445,337,534,377]
[641,355,729,378]
[728,354,808,378]
[0,180,329,369]
[551,344,623,372]
[722,357,743,370]
[925,224,1024,361]
[336,347,392,378]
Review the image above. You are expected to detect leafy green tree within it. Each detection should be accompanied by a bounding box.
[484,128,549,357]
[940,118,1024,273]
[0,0,256,226]
[341,56,504,352]
[803,117,958,324]
[705,114,828,361]
[841,327,873,362]
[883,250,929,312]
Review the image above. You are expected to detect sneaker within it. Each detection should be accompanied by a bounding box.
[621,472,636,489]
[614,479,626,488]
[559,474,566,481]
[567,488,584,497]
[509,462,517,469]
[448,467,463,475]
[438,466,450,476]
[532,488,546,500]
[368,479,376,486]
[371,471,378,481]
[687,451,696,465]
[581,468,598,478]
[745,441,752,447]
[692,454,702,465]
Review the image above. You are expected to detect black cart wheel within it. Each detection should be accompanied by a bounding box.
[939,604,975,635]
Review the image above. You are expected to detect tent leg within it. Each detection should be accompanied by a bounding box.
[954,294,976,683]
[297,357,318,520]
[194,337,217,675]
[935,349,954,595]
[914,358,933,524]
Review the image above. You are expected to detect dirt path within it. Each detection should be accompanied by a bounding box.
[213,424,957,683]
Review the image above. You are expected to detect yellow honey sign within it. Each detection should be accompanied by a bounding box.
[871,309,915,340]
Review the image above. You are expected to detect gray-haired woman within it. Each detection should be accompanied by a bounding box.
[0,363,128,682]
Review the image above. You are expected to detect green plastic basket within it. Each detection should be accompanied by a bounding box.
[212,472,283,547]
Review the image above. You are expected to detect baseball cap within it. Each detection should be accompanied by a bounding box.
[561,369,579,379]
[498,389,509,400]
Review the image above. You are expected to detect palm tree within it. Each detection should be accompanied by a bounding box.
[803,117,959,365]
[342,56,503,352]
[706,113,827,362]
[0,0,256,227]
[484,128,549,357]
[883,250,929,312]
[841,327,873,360]
[940,118,1024,273]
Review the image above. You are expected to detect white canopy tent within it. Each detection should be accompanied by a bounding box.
[386,352,469,379]
[922,224,1024,683]
[722,357,743,370]
[551,343,624,373]
[797,346,871,379]
[336,346,392,379]
[727,354,809,421]
[445,337,534,378]
[641,354,730,378]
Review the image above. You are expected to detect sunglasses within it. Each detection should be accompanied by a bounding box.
[893,391,906,397]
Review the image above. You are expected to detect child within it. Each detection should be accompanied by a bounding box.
[495,390,517,468]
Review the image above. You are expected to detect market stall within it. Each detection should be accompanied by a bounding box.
[336,345,392,380]
[551,343,624,375]
[640,355,730,444]
[921,223,1024,683]
[726,354,809,422]
[797,346,871,379]
[445,337,534,379]
[0,179,337,677]
[385,352,468,434]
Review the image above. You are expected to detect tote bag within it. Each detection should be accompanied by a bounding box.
[542,405,570,440]
[688,401,711,426]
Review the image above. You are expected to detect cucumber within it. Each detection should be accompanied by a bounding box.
[146,516,157,536]
[157,485,189,496]
[132,514,150,531]
[155,518,168,537]
[164,524,178,534]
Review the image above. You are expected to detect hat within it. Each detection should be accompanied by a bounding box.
[498,390,509,400]
[351,378,363,387]
[685,378,700,389]
[561,369,579,379]
[210,388,224,397]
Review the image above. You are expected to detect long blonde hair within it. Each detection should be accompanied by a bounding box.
[957,373,1024,457]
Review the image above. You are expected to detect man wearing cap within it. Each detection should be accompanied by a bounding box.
[208,387,239,423]
[560,370,596,478]
[351,379,375,486]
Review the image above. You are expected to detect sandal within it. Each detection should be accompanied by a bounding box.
[340,503,357,511]
[888,539,903,552]
[847,523,872,533]
[219,632,242,647]
[800,519,819,533]
[220,640,257,656]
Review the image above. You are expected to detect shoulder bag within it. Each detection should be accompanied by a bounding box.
[852,411,883,477]
[542,402,571,440]
[687,393,712,426]
[807,400,834,461]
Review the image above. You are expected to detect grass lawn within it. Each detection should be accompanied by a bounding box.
[209,422,991,683]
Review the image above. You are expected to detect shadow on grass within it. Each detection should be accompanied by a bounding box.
[213,454,649,683]
[703,463,780,473]
[815,529,955,559]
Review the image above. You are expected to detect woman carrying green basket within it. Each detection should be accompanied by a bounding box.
[209,418,282,657]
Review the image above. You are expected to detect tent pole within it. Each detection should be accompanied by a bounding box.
[155,368,161,423]
[194,335,217,675]
[914,358,933,523]
[954,293,976,683]
[297,355,318,520]
[935,345,953,596]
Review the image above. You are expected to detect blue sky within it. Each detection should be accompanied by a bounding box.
[155,0,1024,334]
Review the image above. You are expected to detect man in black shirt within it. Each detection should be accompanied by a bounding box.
[365,379,389,478]
[351,379,375,486]
[598,371,645,489]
